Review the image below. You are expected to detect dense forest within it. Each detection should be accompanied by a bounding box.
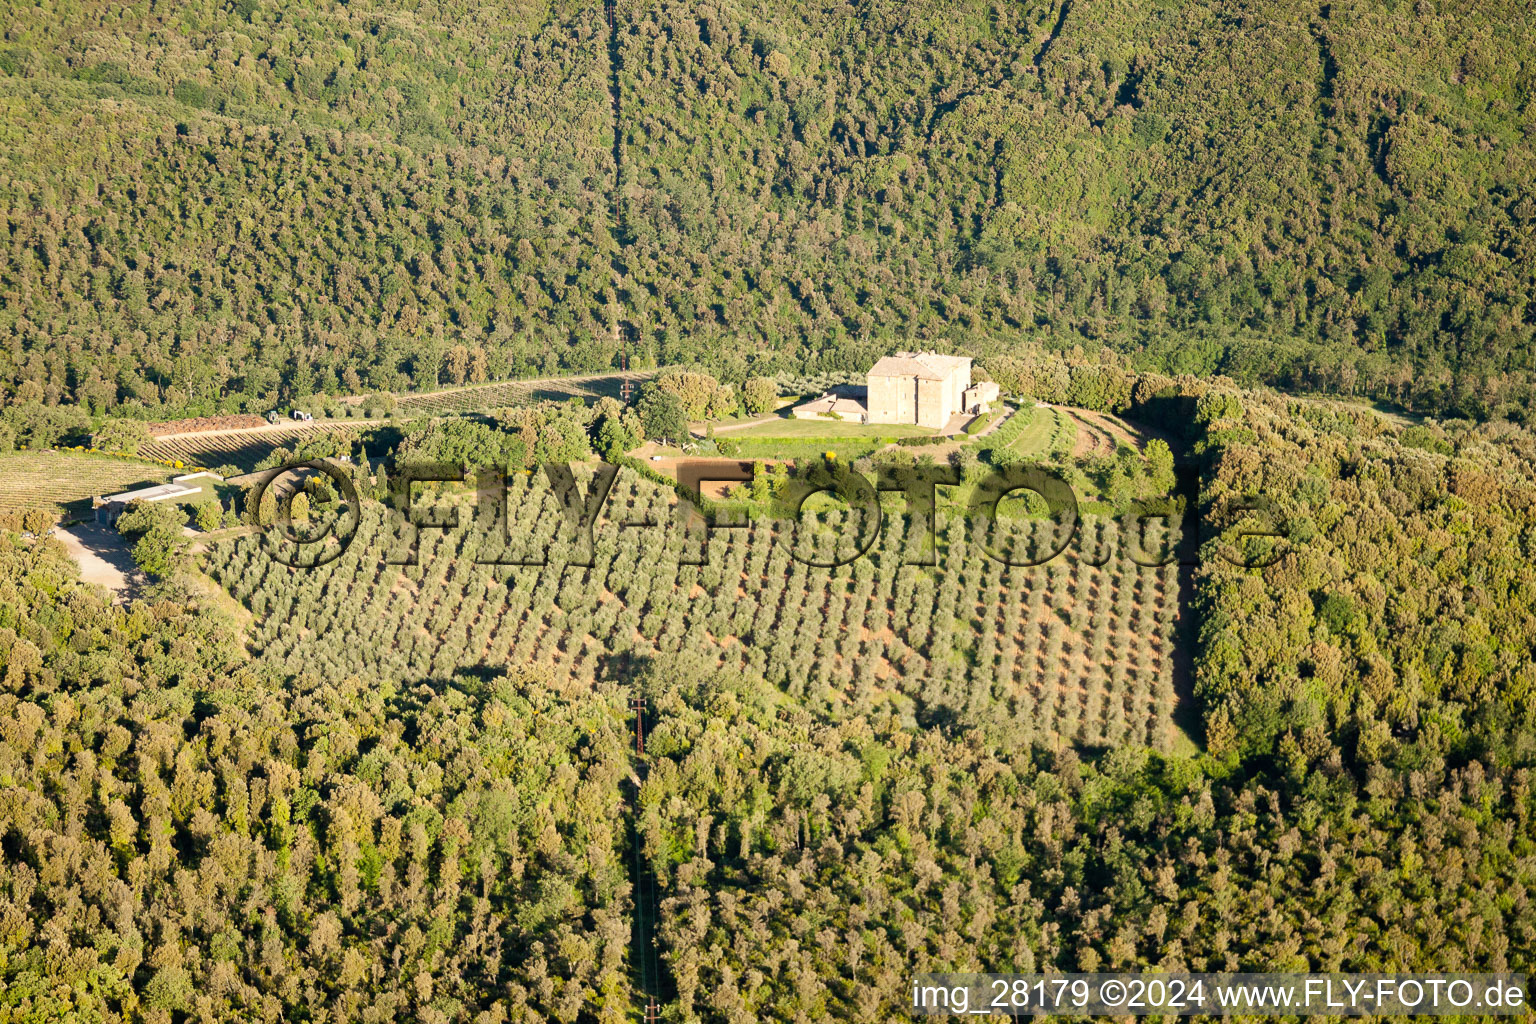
[4,350,1535,1019]
[0,0,617,414]
[0,532,637,1021]
[2,0,1534,418]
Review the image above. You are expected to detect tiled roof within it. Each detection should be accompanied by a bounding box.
[868,351,971,380]
[793,393,869,417]
[868,355,940,379]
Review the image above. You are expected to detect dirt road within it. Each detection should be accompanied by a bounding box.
[55,523,142,601]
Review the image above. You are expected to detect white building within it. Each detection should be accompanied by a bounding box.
[93,472,221,525]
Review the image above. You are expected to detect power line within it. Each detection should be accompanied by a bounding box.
[630,695,646,754]
[627,687,663,1014]
[629,795,650,996]
[620,334,635,403]
[606,0,637,406]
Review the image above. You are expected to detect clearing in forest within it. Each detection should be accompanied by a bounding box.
[205,473,1195,752]
[1066,409,1117,457]
[1072,408,1147,451]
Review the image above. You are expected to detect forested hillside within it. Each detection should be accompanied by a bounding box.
[1192,390,1536,764]
[0,0,616,411]
[4,0,1536,1017]
[0,533,637,1021]
[3,0,1534,418]
[6,363,1536,1018]
[619,0,1536,418]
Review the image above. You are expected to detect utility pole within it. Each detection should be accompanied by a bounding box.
[630,695,646,755]
[619,321,636,403]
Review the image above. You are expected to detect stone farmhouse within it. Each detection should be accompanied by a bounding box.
[866,352,999,428]
[791,350,1000,428]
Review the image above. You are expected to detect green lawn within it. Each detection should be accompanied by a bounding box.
[727,438,894,461]
[725,417,936,439]
[1004,406,1072,457]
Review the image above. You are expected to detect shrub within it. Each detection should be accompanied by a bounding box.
[396,417,527,469]
[21,507,56,533]
[193,500,223,532]
[648,369,735,420]
[742,377,779,415]
[90,419,155,456]
[638,389,688,445]
[987,446,1024,468]
[116,500,189,577]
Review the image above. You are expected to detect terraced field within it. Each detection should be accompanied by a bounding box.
[0,451,173,519]
[140,423,363,472]
[1066,409,1119,457]
[1073,408,1149,451]
[393,371,653,414]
